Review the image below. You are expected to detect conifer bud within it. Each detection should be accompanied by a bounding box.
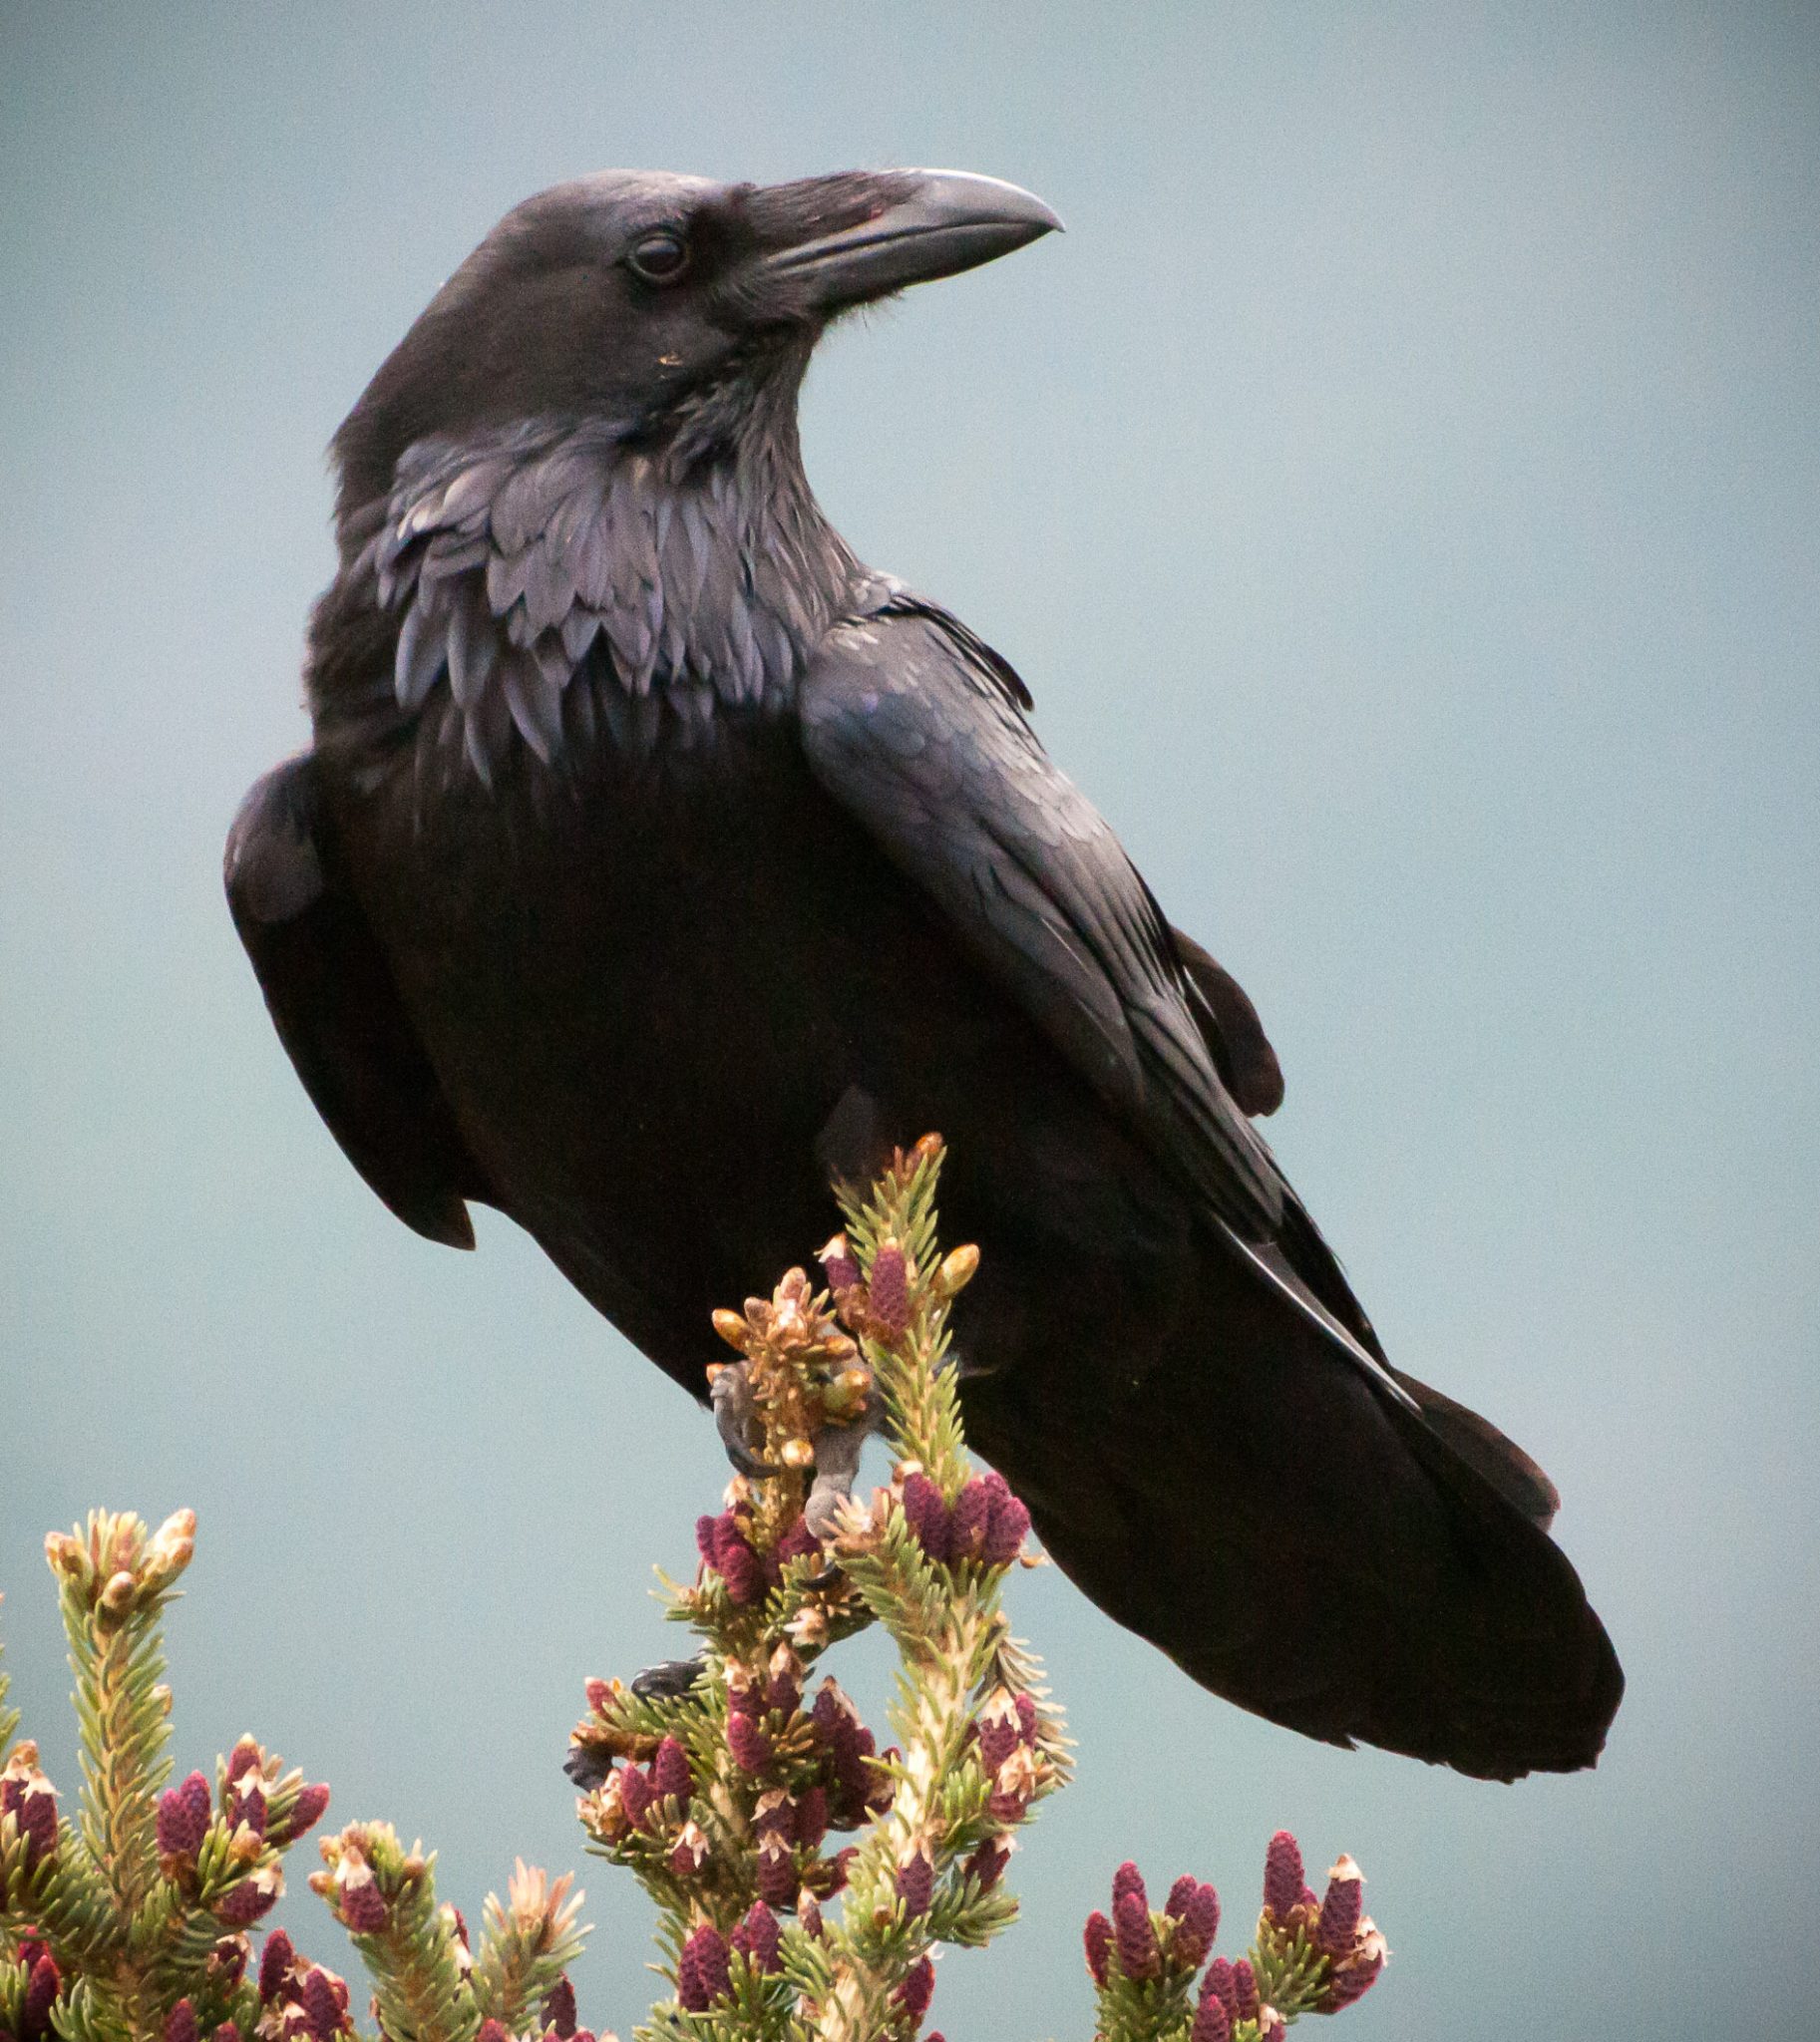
[275,1782,331,1846]
[711,1309,751,1352]
[934,1243,979,1297]
[164,2000,197,2042]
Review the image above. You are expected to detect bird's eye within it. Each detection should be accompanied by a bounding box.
[626,230,690,285]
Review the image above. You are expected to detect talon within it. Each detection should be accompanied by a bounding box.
[631,1654,707,1701]
[710,1359,773,1476]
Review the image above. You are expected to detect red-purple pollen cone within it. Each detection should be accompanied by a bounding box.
[1013,1691,1039,1743]
[1,1751,61,1872]
[1083,1910,1113,1987]
[225,1739,261,1784]
[727,1713,773,1773]
[819,1233,862,1292]
[677,1925,731,2011]
[868,1242,910,1334]
[1111,1861,1149,1912]
[976,1714,1018,1775]
[300,1968,348,2042]
[730,1901,782,1974]
[895,1850,934,1918]
[900,1471,950,1561]
[542,1978,577,2038]
[158,1771,211,1860]
[617,1761,654,1826]
[980,1482,1031,1567]
[341,1878,387,1934]
[230,1783,267,1839]
[1113,1889,1162,1981]
[650,1736,693,1803]
[1165,1873,1199,1919]
[214,2023,242,2042]
[1316,1860,1364,1953]
[1323,1952,1384,2011]
[1190,1989,1232,2042]
[1171,1881,1221,1969]
[279,1783,331,1844]
[1263,1831,1304,1920]
[1203,1957,1238,2015]
[966,1834,1012,1891]
[258,1930,295,2004]
[164,2000,198,2042]
[214,1873,278,1927]
[756,1838,795,1906]
[23,1953,61,2035]
[1233,1958,1261,2022]
[896,1955,935,2022]
[795,1784,829,1846]
[474,2023,509,2042]
[948,1479,990,1561]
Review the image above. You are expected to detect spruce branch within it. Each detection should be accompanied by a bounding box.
[7,1143,1398,2042]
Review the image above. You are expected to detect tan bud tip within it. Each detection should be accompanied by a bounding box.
[912,1132,944,1162]
[711,1310,751,1352]
[936,1244,980,1297]
[99,1569,136,1614]
[780,1438,816,1470]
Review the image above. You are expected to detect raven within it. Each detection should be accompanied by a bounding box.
[226,169,1622,1779]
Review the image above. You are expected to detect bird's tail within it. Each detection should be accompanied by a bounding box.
[964,1220,1624,1781]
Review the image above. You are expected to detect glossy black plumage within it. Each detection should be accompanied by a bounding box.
[228,169,1622,1779]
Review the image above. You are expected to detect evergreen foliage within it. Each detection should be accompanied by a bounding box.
[2,1142,1386,2042]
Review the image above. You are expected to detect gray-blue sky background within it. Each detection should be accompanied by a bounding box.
[3,5,1815,2037]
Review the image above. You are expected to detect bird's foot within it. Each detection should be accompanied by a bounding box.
[709,1358,773,1477]
[802,1399,876,1541]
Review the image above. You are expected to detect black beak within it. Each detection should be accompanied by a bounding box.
[758,170,1061,313]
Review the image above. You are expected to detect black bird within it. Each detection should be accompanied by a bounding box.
[226,169,1623,1779]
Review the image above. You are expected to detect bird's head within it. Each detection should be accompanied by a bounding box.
[334,168,1059,513]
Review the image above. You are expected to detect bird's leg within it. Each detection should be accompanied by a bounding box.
[803,1383,881,1539]
[710,1356,773,1477]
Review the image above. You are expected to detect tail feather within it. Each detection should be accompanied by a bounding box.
[963,1227,1624,1781]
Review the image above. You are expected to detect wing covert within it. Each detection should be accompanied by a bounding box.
[224,753,491,1247]
[798,603,1284,1240]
